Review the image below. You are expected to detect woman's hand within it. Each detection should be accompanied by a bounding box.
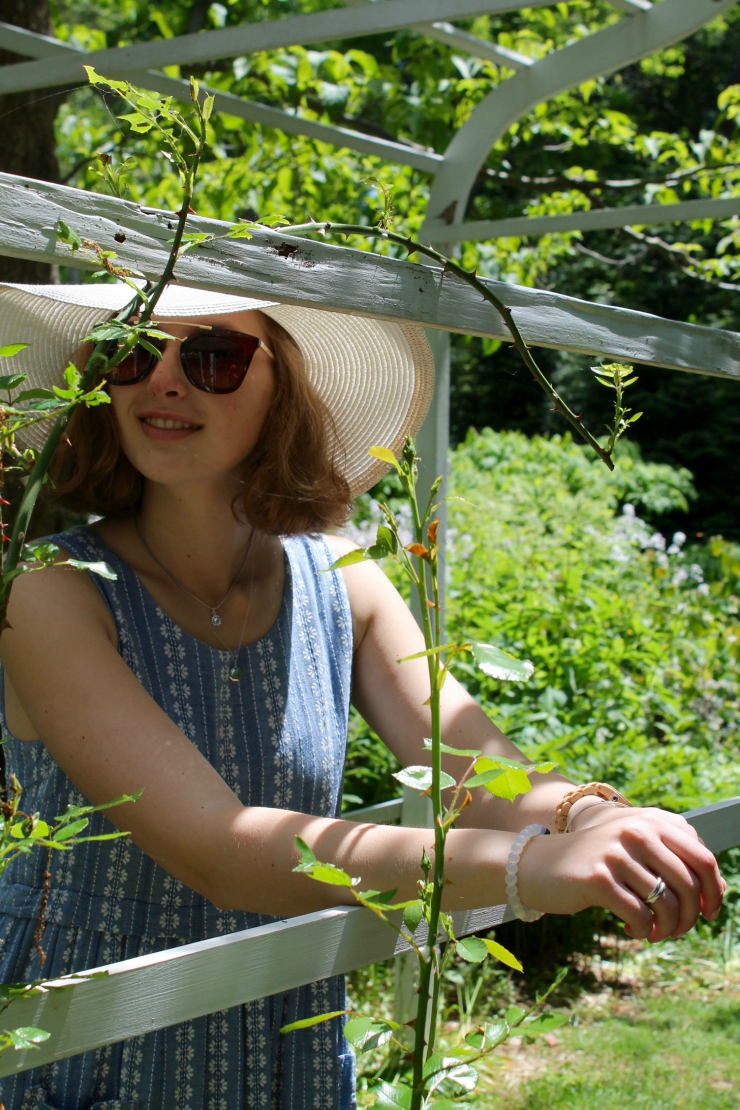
[517,806,726,943]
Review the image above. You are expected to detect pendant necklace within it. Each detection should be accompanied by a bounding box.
[135,516,256,682]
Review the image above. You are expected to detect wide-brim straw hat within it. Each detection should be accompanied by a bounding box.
[0,282,435,497]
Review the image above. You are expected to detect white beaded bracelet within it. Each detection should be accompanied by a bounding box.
[505,823,550,923]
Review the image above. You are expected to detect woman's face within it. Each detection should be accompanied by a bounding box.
[108,310,277,492]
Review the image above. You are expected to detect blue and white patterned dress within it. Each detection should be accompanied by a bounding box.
[0,525,356,1110]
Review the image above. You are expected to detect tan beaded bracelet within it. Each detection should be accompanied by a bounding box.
[555,781,632,834]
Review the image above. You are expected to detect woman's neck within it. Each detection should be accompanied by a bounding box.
[134,480,270,600]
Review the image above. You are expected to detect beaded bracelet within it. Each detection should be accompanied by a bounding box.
[505,823,550,923]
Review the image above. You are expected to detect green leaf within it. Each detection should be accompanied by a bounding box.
[521,1013,569,1035]
[280,1010,347,1034]
[84,65,128,92]
[376,525,397,555]
[327,549,366,571]
[343,1016,394,1052]
[295,837,316,866]
[483,939,523,972]
[361,888,398,906]
[296,862,359,888]
[423,738,481,759]
[8,1026,50,1050]
[506,1006,526,1027]
[53,818,89,842]
[54,219,83,251]
[368,445,401,472]
[397,643,459,663]
[0,373,26,391]
[478,1018,510,1050]
[482,768,532,802]
[392,766,456,793]
[16,389,54,401]
[403,901,423,934]
[0,344,29,358]
[456,936,488,963]
[66,560,118,581]
[372,1080,412,1109]
[472,642,534,683]
[423,1054,478,1093]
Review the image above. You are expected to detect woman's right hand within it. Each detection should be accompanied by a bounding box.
[516,807,726,942]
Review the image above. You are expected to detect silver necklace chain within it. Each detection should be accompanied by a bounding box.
[134,515,255,631]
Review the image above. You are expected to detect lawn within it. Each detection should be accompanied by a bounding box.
[351,928,740,1109]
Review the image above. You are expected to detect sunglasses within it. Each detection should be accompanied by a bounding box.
[104,327,275,395]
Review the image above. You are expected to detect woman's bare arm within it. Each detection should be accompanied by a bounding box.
[331,536,577,833]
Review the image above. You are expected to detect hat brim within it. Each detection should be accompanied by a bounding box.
[0,283,434,499]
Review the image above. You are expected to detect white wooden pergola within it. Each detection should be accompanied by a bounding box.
[0,0,739,1076]
[1,0,739,494]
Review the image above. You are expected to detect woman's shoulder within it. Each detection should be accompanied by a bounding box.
[4,525,118,648]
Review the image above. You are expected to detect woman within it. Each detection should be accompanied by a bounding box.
[0,282,725,1110]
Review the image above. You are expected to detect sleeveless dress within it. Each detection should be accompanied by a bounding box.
[0,525,356,1110]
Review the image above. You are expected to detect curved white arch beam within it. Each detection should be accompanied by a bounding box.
[0,0,557,97]
[423,0,739,239]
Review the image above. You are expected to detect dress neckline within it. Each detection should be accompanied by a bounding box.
[84,525,292,658]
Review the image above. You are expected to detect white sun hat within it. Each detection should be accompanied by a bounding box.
[0,282,435,498]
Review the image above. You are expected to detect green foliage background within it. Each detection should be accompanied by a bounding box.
[344,432,740,817]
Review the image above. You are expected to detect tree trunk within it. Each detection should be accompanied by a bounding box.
[0,0,60,283]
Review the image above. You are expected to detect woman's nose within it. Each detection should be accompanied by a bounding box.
[146,341,188,397]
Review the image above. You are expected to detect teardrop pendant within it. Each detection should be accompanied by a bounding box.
[211,612,222,628]
[229,665,243,683]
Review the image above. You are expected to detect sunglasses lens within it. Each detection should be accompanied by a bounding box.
[105,342,156,383]
[183,333,260,392]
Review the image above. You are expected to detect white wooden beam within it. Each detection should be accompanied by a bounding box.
[424,196,740,241]
[0,0,558,96]
[424,0,739,235]
[0,23,442,173]
[0,794,734,1077]
[0,902,514,1078]
[608,0,652,12]
[1,172,739,380]
[340,1,533,69]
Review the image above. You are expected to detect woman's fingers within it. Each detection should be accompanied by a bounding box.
[617,857,687,941]
[646,825,724,922]
[594,869,654,939]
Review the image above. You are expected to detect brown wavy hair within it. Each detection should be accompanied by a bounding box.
[45,314,352,535]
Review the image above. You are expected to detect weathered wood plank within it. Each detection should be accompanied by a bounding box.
[684,796,740,856]
[1,173,739,380]
[0,903,512,1077]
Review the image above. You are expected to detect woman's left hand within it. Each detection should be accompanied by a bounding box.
[569,803,727,936]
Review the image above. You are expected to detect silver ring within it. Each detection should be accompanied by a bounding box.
[644,877,667,905]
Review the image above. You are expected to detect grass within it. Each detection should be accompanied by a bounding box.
[348,923,740,1108]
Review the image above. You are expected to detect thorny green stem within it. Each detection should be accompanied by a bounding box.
[269,221,615,471]
[407,475,447,1110]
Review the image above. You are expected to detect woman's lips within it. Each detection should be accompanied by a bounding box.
[138,416,202,441]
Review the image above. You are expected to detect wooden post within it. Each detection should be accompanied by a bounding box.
[395,327,450,1029]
